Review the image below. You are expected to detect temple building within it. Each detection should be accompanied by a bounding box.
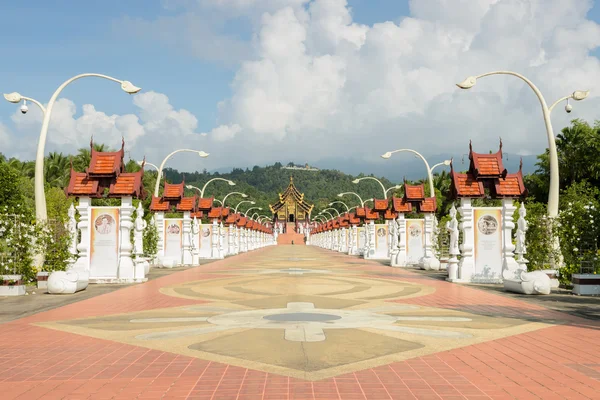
[269,177,314,223]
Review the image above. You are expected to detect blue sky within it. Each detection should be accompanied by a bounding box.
[1,0,599,179]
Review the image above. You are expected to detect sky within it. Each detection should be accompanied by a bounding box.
[1,0,599,181]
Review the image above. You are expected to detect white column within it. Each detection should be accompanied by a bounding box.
[446,204,460,281]
[192,216,200,265]
[218,222,225,259]
[339,228,347,252]
[155,212,165,260]
[421,213,441,270]
[118,196,135,280]
[211,219,219,258]
[391,214,407,267]
[501,198,520,280]
[66,203,78,263]
[182,211,193,265]
[457,198,474,282]
[228,225,235,255]
[72,197,91,271]
[365,221,376,259]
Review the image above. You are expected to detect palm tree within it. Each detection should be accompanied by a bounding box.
[45,152,71,188]
[73,143,109,172]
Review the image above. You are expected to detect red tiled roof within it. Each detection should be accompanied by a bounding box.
[208,207,223,218]
[348,213,360,225]
[176,196,197,211]
[237,217,248,227]
[87,150,124,177]
[451,172,485,198]
[109,171,144,198]
[221,207,230,217]
[420,197,437,213]
[384,209,398,220]
[198,197,213,211]
[355,207,366,217]
[150,196,170,211]
[495,172,527,198]
[246,219,254,228]
[404,183,425,201]
[373,199,389,211]
[66,171,101,197]
[469,141,507,179]
[163,182,184,199]
[191,211,204,219]
[392,196,412,213]
[225,213,238,224]
[365,208,379,220]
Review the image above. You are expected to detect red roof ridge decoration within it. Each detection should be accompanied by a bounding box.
[66,139,144,199]
[469,139,507,179]
[450,143,528,199]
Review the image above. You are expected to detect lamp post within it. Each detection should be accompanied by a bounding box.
[196,178,236,198]
[352,177,388,199]
[234,200,255,214]
[242,207,262,217]
[222,192,248,206]
[323,208,341,217]
[154,149,209,196]
[338,192,367,207]
[456,71,589,218]
[430,160,451,174]
[4,74,141,222]
[320,210,336,220]
[385,185,402,196]
[381,149,438,197]
[328,201,350,212]
[137,160,159,172]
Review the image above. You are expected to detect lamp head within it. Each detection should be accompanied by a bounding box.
[121,81,141,94]
[352,179,360,184]
[337,193,343,197]
[228,180,236,186]
[443,159,451,166]
[258,207,263,210]
[573,90,590,101]
[250,201,256,204]
[456,76,477,89]
[185,185,194,189]
[241,194,248,198]
[394,184,401,189]
[197,151,209,158]
[137,160,144,166]
[3,92,22,103]
[381,152,392,159]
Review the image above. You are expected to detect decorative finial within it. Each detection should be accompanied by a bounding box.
[121,137,125,151]
[519,157,523,171]
[499,137,503,155]
[90,136,94,151]
[469,140,473,154]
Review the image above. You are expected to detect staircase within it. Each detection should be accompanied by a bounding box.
[277,222,306,245]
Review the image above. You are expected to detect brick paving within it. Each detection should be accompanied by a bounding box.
[1,246,599,399]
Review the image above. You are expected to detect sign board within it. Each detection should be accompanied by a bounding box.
[357,227,366,251]
[406,219,425,265]
[164,219,183,264]
[89,207,120,278]
[199,225,213,258]
[373,224,389,259]
[473,208,503,282]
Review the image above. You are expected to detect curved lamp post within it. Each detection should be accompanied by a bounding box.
[338,192,366,207]
[456,71,589,218]
[4,74,141,222]
[381,149,436,197]
[323,208,341,217]
[222,192,248,206]
[320,210,336,220]
[385,184,402,196]
[234,200,255,214]
[138,160,159,172]
[154,149,209,196]
[353,177,388,199]
[241,207,262,217]
[328,201,350,212]
[197,178,235,198]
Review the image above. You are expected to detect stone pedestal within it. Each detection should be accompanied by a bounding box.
[364,222,376,259]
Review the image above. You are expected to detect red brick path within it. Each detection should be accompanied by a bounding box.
[1,247,599,399]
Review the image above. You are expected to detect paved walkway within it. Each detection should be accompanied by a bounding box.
[1,246,599,399]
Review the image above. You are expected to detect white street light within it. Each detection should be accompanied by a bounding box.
[381,149,436,197]
[319,210,336,220]
[4,74,141,222]
[197,178,235,198]
[385,184,402,196]
[456,71,589,218]
[241,207,262,217]
[222,192,248,206]
[328,201,350,212]
[323,208,341,217]
[430,159,451,174]
[154,149,209,196]
[137,160,159,172]
[353,177,388,199]
[338,192,367,207]
[234,200,255,214]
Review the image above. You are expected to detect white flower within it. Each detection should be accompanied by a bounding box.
[574,247,579,252]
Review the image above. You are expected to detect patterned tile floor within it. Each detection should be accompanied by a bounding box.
[1,246,599,399]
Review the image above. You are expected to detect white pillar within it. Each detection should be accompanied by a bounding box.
[182,211,193,265]
[218,222,225,259]
[457,198,474,282]
[228,225,235,255]
[66,203,78,263]
[501,198,520,280]
[391,214,407,267]
[72,197,91,271]
[192,216,200,265]
[421,213,441,270]
[118,196,135,280]
[446,204,460,281]
[365,221,376,259]
[155,212,165,260]
[211,219,219,258]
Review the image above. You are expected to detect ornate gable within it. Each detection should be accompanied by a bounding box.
[270,176,314,220]
[469,140,507,179]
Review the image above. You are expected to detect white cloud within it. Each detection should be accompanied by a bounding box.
[4,0,600,177]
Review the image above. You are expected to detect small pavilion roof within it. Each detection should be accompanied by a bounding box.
[175,196,197,212]
[150,196,170,212]
[383,209,398,220]
[468,140,507,179]
[198,197,214,211]
[449,161,485,198]
[163,181,184,200]
[494,162,528,198]
[404,181,425,201]
[373,199,389,211]
[364,207,379,220]
[420,197,437,213]
[108,170,145,198]
[66,171,102,198]
[392,196,412,213]
[86,139,125,178]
